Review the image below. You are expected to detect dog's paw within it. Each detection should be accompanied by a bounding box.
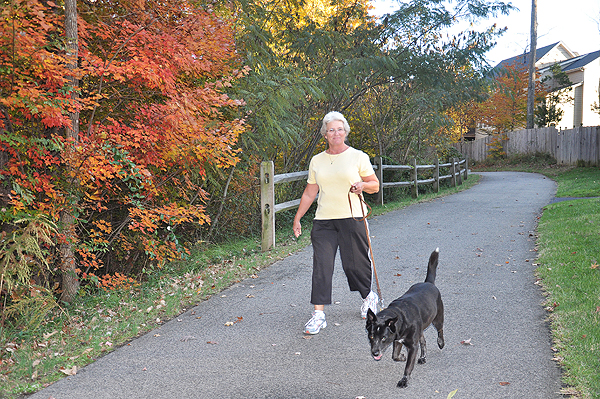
[397,377,408,388]
[417,357,426,364]
[392,353,406,362]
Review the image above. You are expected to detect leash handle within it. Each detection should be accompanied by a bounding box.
[348,189,372,221]
[348,189,382,308]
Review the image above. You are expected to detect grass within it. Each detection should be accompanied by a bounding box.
[0,176,479,398]
[474,158,600,398]
[536,199,600,398]
[552,168,600,197]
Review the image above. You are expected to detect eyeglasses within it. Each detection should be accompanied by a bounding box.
[327,127,345,134]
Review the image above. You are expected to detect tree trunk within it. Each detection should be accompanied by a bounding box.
[60,0,80,303]
[526,0,537,129]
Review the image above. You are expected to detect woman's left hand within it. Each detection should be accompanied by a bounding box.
[350,182,363,194]
[352,174,379,195]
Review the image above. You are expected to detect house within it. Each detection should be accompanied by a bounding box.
[494,42,600,130]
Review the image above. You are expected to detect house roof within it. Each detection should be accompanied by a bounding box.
[493,42,560,70]
[557,50,600,72]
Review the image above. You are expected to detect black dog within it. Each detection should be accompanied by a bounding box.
[366,248,444,388]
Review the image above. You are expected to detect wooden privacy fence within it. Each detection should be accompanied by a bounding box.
[454,126,600,166]
[260,157,468,251]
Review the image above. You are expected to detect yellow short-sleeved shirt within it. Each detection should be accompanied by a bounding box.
[307,147,375,220]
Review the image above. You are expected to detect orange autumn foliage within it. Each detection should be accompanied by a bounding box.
[0,0,247,295]
[477,64,547,134]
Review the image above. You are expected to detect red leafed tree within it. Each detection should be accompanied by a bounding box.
[0,0,246,303]
[475,63,546,158]
[478,64,530,134]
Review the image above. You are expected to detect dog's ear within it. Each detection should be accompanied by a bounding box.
[386,317,398,333]
[366,308,377,327]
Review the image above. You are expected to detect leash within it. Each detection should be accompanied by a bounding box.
[348,189,384,311]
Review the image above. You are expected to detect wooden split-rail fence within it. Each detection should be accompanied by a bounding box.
[260,157,468,251]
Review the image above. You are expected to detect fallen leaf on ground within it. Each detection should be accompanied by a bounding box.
[499,382,510,386]
[560,387,580,395]
[60,366,77,376]
[206,341,218,345]
[591,262,599,269]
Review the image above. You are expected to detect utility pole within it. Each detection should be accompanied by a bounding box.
[526,0,537,129]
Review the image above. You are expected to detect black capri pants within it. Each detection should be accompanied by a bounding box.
[310,218,373,305]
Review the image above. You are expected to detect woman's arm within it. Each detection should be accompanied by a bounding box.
[293,183,319,237]
[350,173,379,195]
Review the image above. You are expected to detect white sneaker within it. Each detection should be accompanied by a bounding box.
[361,291,379,319]
[304,311,326,334]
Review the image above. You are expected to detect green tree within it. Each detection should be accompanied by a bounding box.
[535,63,573,127]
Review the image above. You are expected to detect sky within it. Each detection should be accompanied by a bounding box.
[370,0,600,67]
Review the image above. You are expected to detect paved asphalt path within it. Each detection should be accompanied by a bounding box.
[29,172,564,399]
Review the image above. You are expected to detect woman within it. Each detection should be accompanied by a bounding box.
[293,111,380,334]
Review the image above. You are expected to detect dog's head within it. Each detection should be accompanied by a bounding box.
[366,308,399,361]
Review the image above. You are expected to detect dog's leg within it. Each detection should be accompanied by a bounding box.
[436,327,445,349]
[433,300,445,349]
[417,334,427,364]
[392,340,406,362]
[397,344,418,388]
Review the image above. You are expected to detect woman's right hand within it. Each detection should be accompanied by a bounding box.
[293,220,302,238]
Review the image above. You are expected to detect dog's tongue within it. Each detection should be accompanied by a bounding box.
[373,354,382,361]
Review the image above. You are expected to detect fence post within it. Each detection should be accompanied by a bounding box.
[411,158,418,198]
[464,157,468,180]
[433,158,439,193]
[456,158,463,186]
[375,156,383,205]
[260,161,275,252]
[450,158,457,187]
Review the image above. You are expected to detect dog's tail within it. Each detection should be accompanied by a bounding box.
[424,248,439,284]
